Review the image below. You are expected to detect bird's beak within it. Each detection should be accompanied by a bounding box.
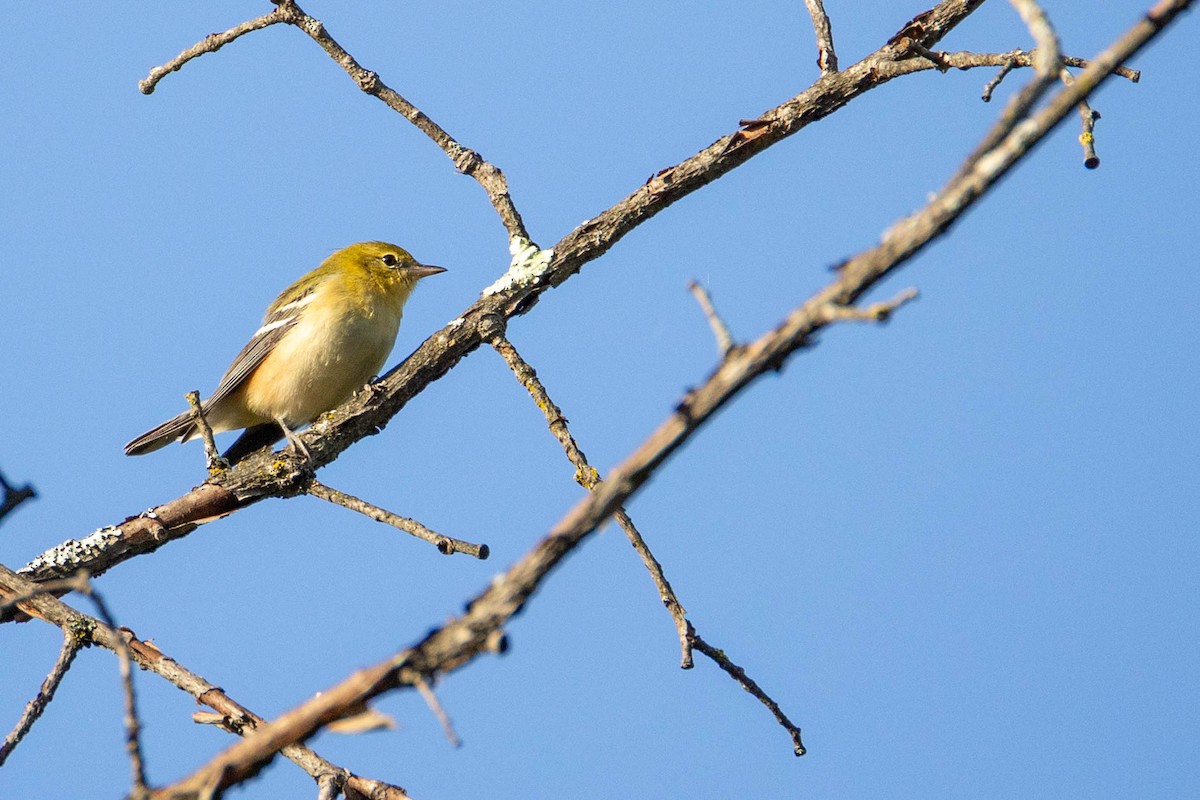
[407,264,447,278]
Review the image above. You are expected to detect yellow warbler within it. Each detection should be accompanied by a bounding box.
[125,241,445,460]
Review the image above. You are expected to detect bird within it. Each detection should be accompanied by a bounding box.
[125,241,446,461]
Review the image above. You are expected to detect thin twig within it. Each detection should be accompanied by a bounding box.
[186,390,226,475]
[272,1,528,242]
[139,7,289,94]
[1059,68,1101,168]
[0,468,36,526]
[488,333,695,665]
[820,288,920,323]
[802,0,839,74]
[1077,105,1100,169]
[907,49,1139,89]
[78,582,149,796]
[139,3,528,240]
[0,628,83,766]
[316,772,344,800]
[982,51,1020,101]
[688,280,738,358]
[902,40,953,72]
[413,675,461,748]
[306,480,488,559]
[690,633,806,756]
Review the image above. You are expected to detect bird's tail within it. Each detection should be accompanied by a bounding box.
[124,410,199,456]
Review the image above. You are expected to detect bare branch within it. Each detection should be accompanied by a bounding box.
[0,571,87,613]
[272,1,529,242]
[1060,68,1101,168]
[0,565,412,800]
[414,675,461,748]
[306,480,488,559]
[489,332,695,666]
[691,633,806,756]
[688,280,738,358]
[139,8,289,94]
[982,51,1021,101]
[12,2,1177,796]
[86,587,149,797]
[1077,104,1101,169]
[138,2,528,241]
[316,772,344,800]
[488,332,596,487]
[0,569,148,795]
[185,391,227,476]
[184,21,1188,772]
[802,0,839,74]
[820,288,920,324]
[0,628,83,766]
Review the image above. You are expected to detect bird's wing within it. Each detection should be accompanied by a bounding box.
[205,288,313,407]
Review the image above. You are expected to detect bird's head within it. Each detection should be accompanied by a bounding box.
[343,240,446,285]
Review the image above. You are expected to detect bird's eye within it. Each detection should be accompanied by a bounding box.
[381,253,399,267]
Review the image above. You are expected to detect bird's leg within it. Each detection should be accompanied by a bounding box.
[275,417,312,461]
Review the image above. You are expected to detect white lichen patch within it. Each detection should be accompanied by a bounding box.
[20,526,124,576]
[482,237,554,296]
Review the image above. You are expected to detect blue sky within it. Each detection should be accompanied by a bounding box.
[2,3,1197,798]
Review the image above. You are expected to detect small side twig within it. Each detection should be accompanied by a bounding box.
[900,39,953,72]
[982,50,1021,101]
[1060,68,1101,168]
[316,771,345,800]
[139,7,289,94]
[820,288,919,324]
[185,391,226,474]
[802,0,839,74]
[0,628,83,766]
[688,280,738,358]
[690,633,806,756]
[0,468,36,527]
[306,480,488,559]
[412,674,461,748]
